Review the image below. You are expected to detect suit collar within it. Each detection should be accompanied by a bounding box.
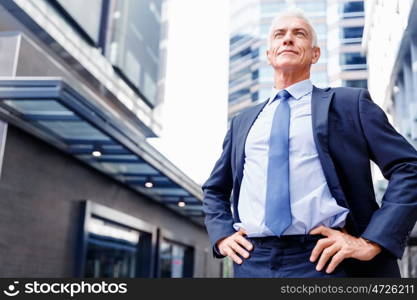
[268,79,313,105]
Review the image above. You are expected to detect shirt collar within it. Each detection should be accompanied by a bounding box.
[268,79,313,105]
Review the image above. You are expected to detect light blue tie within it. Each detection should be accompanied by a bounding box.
[265,89,292,236]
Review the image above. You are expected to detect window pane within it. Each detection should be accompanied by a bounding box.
[108,0,163,105]
[160,241,173,277]
[341,27,363,39]
[159,239,193,278]
[342,1,364,13]
[343,80,367,88]
[55,0,103,44]
[85,217,140,278]
[229,89,251,103]
[340,52,366,65]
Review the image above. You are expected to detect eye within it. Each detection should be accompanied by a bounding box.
[274,32,284,38]
[296,31,306,37]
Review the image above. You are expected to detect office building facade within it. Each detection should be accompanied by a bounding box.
[0,0,221,277]
[363,0,417,278]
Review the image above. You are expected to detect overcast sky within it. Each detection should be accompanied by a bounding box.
[147,0,230,185]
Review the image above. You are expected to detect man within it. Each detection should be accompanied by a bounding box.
[202,9,417,278]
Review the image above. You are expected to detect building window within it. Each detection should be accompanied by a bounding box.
[50,0,104,45]
[107,0,163,106]
[341,26,363,44]
[159,239,194,278]
[85,217,140,278]
[342,80,367,88]
[229,89,251,103]
[252,70,259,80]
[79,201,156,278]
[251,91,259,102]
[341,1,364,19]
[342,1,364,13]
[230,47,252,63]
[342,26,363,39]
[230,34,244,45]
[340,52,367,70]
[229,75,252,89]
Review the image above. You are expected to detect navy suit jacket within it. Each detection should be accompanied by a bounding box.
[202,86,417,277]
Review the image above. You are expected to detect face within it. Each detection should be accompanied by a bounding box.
[266,17,320,74]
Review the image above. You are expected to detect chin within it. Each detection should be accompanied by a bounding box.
[274,60,299,70]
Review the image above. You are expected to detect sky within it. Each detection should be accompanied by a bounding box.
[147,0,230,185]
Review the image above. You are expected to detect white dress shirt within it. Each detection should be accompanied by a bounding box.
[233,79,349,237]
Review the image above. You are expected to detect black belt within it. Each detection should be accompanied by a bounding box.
[246,227,342,246]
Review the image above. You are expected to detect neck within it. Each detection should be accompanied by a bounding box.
[273,70,310,90]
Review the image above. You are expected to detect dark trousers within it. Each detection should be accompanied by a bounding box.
[233,234,401,278]
[233,234,348,278]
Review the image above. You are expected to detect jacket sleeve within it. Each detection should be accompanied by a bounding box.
[358,89,417,259]
[202,117,237,258]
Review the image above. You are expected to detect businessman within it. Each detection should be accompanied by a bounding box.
[202,9,417,277]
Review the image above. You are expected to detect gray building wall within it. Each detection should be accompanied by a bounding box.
[0,125,220,277]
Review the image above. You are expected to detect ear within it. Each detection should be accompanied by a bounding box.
[266,49,272,65]
[311,46,321,64]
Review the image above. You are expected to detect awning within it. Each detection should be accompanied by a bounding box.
[0,77,204,225]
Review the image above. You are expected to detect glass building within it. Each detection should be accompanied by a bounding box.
[327,0,367,89]
[228,0,366,119]
[363,0,417,278]
[0,0,221,277]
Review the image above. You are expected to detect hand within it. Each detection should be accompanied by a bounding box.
[309,225,382,274]
[216,228,253,264]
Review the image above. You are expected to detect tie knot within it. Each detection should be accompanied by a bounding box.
[272,90,291,103]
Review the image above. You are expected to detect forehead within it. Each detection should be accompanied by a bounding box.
[271,16,311,32]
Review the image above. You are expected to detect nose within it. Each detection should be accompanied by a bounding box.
[282,32,294,46]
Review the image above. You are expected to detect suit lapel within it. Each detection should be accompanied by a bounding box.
[311,86,333,155]
[235,100,268,185]
[311,86,348,208]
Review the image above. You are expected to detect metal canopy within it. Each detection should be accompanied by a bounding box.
[0,78,204,225]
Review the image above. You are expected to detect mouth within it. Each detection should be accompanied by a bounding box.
[278,50,298,55]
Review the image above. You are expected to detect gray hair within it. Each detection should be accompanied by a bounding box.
[267,7,318,49]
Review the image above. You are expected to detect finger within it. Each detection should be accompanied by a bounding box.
[235,234,253,251]
[310,238,333,262]
[316,244,340,271]
[226,248,243,264]
[218,246,227,256]
[326,251,347,274]
[309,225,332,236]
[238,228,248,235]
[230,242,250,259]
